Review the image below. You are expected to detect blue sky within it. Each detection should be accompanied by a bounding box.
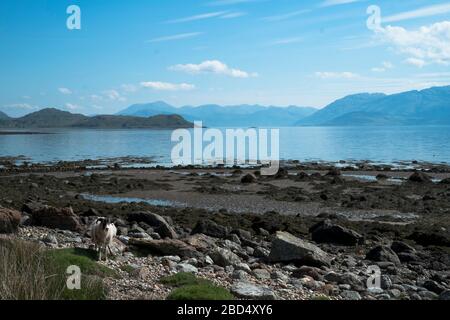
[0,0,449,116]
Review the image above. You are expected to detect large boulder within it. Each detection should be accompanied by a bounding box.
[191,219,229,239]
[30,206,81,231]
[241,173,257,184]
[310,220,364,246]
[366,245,401,265]
[407,231,450,247]
[268,231,331,267]
[0,207,21,233]
[184,233,217,252]
[408,172,432,183]
[209,247,241,267]
[127,212,177,239]
[231,282,277,300]
[128,238,200,258]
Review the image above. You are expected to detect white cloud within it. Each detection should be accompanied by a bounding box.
[371,61,394,72]
[270,37,303,46]
[58,87,72,95]
[315,71,359,79]
[140,81,195,91]
[374,21,450,67]
[220,12,247,19]
[383,3,450,23]
[208,0,265,6]
[262,9,310,22]
[65,103,80,110]
[121,84,138,93]
[102,90,126,101]
[3,103,34,110]
[167,11,227,23]
[405,58,426,68]
[169,60,257,78]
[320,0,360,8]
[147,32,203,43]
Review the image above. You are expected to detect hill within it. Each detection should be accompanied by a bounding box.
[0,108,193,129]
[296,86,450,126]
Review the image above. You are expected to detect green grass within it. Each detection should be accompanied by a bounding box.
[161,273,234,301]
[45,247,118,300]
[120,264,136,274]
[0,240,116,300]
[160,272,210,287]
[46,248,117,278]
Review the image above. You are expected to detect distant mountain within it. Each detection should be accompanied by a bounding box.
[0,108,193,129]
[118,102,317,127]
[0,111,10,120]
[296,86,450,126]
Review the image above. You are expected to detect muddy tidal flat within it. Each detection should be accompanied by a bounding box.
[0,159,449,300]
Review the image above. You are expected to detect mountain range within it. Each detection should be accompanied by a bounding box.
[0,108,193,129]
[296,86,450,126]
[118,102,317,127]
[1,85,449,128]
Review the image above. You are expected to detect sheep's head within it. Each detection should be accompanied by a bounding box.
[97,217,112,230]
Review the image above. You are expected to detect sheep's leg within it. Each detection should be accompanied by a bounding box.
[104,246,109,262]
[98,247,102,261]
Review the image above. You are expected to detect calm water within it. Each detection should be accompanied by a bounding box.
[0,126,449,165]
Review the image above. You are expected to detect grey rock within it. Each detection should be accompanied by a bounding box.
[418,290,438,300]
[268,231,331,267]
[252,269,271,280]
[310,220,364,246]
[176,263,198,274]
[340,290,362,300]
[366,245,401,265]
[391,241,416,254]
[271,271,289,282]
[235,263,251,273]
[191,219,230,239]
[241,173,257,184]
[253,247,270,259]
[128,212,177,239]
[129,238,201,258]
[42,234,58,245]
[324,272,363,290]
[231,282,276,300]
[232,270,248,280]
[209,247,241,267]
[381,275,393,290]
[422,280,445,295]
[388,289,402,299]
[439,290,450,300]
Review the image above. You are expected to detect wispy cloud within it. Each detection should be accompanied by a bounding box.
[169,60,257,78]
[262,9,310,22]
[208,0,266,6]
[167,11,227,23]
[58,87,72,95]
[147,32,203,43]
[383,3,450,23]
[220,12,247,19]
[269,37,303,46]
[320,0,360,8]
[371,61,394,72]
[140,81,195,91]
[315,71,359,79]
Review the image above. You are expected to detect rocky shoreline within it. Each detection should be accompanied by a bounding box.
[0,160,449,300]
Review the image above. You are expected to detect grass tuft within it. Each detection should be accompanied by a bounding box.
[0,240,115,300]
[161,272,234,300]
